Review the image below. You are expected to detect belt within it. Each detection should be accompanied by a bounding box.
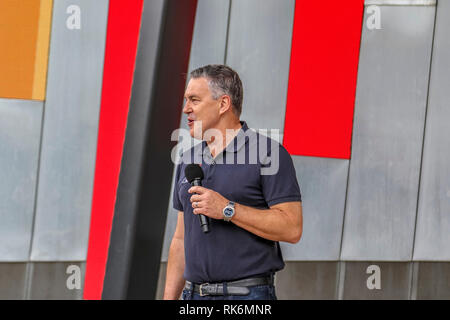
[185,275,274,296]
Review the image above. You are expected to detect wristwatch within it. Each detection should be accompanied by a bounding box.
[222,201,235,222]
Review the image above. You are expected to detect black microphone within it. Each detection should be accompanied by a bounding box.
[184,164,210,233]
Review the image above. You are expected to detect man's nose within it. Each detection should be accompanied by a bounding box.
[183,101,191,114]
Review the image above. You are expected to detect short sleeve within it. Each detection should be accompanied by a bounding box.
[172,163,183,211]
[260,143,302,207]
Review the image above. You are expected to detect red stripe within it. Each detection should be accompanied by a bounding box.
[283,0,364,159]
[83,0,143,300]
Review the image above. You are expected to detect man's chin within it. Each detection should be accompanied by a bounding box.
[189,128,203,141]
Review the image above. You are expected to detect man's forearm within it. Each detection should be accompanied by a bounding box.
[163,238,185,300]
[231,202,302,244]
[188,186,302,244]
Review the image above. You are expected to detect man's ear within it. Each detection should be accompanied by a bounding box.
[218,95,232,115]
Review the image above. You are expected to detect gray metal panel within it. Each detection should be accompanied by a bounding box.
[275,262,338,300]
[225,0,295,131]
[413,0,450,261]
[188,0,229,70]
[280,156,348,260]
[342,262,411,300]
[28,262,85,299]
[161,0,230,262]
[0,99,43,261]
[0,263,27,299]
[341,6,434,261]
[415,262,450,299]
[30,0,109,261]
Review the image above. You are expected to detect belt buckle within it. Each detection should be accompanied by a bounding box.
[199,283,209,296]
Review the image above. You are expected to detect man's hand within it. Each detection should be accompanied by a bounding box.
[188,186,228,220]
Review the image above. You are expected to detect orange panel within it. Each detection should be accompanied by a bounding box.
[0,0,52,100]
[32,0,53,100]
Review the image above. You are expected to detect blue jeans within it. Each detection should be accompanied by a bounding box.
[182,284,277,300]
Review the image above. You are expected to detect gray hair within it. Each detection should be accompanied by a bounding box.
[190,64,243,117]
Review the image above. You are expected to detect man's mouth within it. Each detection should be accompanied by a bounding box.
[187,118,195,127]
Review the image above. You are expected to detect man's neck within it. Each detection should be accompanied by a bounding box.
[206,120,242,158]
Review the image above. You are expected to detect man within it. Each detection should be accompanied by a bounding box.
[163,64,302,300]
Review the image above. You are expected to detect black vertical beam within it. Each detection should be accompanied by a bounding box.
[102,0,197,299]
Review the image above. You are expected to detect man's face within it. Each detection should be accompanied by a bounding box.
[183,77,221,139]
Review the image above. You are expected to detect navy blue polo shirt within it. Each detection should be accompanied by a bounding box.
[172,121,302,283]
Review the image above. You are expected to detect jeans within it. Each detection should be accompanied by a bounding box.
[182,284,277,300]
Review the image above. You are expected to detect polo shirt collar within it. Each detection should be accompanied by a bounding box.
[230,121,249,153]
[195,121,249,160]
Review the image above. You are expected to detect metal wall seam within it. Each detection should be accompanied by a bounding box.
[413,0,450,261]
[0,99,43,261]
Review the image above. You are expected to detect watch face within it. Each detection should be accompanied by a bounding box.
[224,207,234,217]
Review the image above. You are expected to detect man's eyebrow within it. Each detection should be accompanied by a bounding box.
[185,94,200,99]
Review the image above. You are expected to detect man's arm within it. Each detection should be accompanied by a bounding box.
[231,201,302,244]
[163,211,185,300]
[188,186,302,244]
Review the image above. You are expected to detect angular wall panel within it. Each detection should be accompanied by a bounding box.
[226,0,295,131]
[83,0,144,300]
[283,0,363,159]
[413,0,450,261]
[101,1,165,298]
[30,0,109,261]
[103,0,197,299]
[0,0,53,100]
[0,99,43,261]
[32,0,54,100]
[341,5,435,260]
[280,156,348,260]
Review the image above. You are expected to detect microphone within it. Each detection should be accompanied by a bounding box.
[184,164,210,233]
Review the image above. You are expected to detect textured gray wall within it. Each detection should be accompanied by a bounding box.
[159,0,450,300]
